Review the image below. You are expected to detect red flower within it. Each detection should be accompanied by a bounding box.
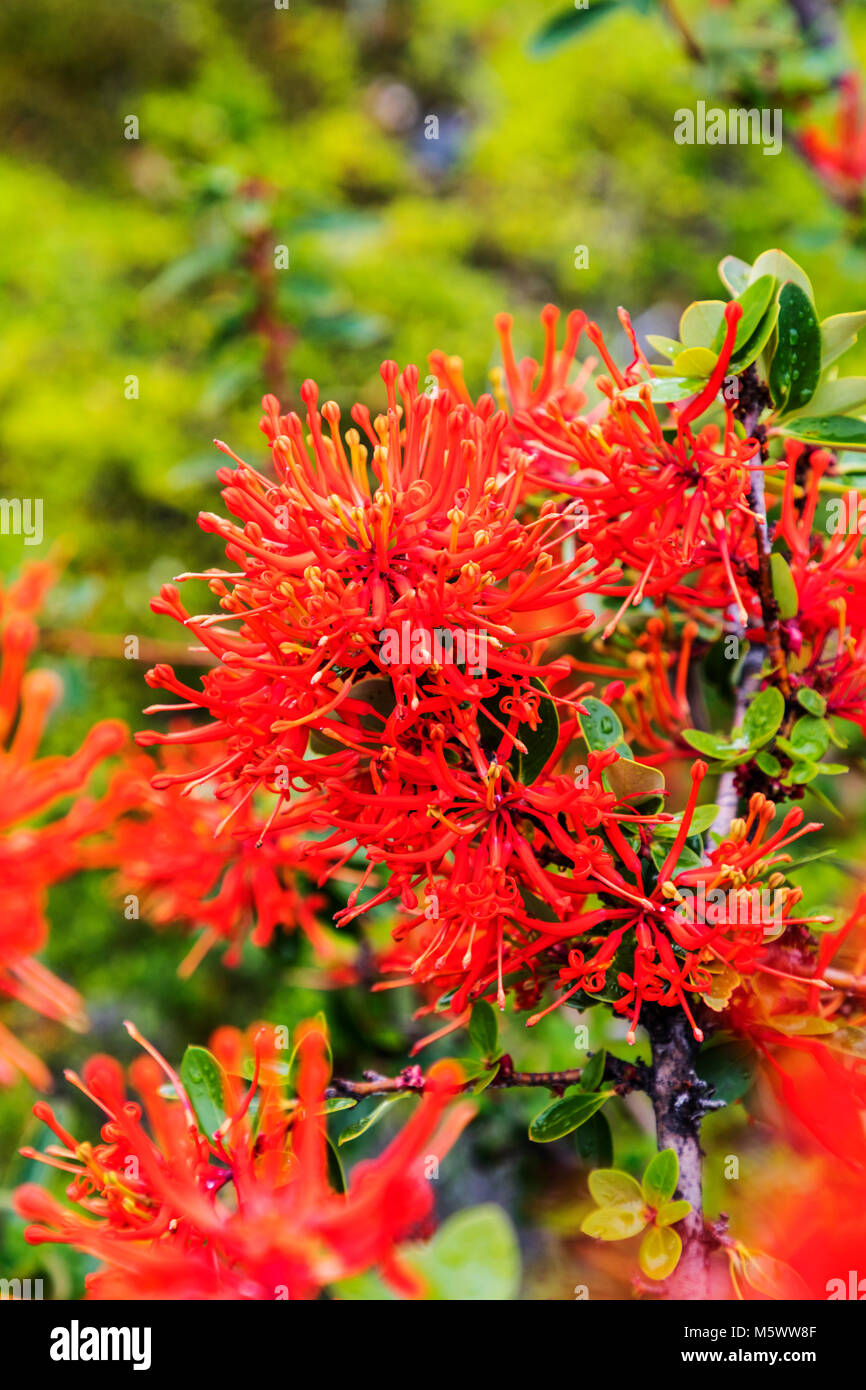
[104,742,355,975]
[0,564,126,1088]
[16,1020,474,1299]
[801,74,866,204]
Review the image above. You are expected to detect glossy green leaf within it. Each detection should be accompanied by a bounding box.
[681,729,734,758]
[645,334,681,359]
[468,999,500,1058]
[718,255,752,296]
[789,714,831,760]
[529,1089,612,1142]
[338,1094,410,1146]
[680,300,726,350]
[180,1046,228,1140]
[770,552,798,619]
[579,1049,607,1093]
[575,1111,614,1168]
[780,415,866,451]
[654,804,720,838]
[749,249,814,303]
[742,686,785,746]
[578,696,625,752]
[769,283,821,414]
[787,376,866,420]
[796,687,827,716]
[642,1148,679,1208]
[327,1136,347,1194]
[673,345,718,377]
[820,311,866,369]
[755,749,782,776]
[713,274,775,353]
[619,376,707,403]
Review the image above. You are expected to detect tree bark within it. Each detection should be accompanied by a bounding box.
[645,1006,711,1300]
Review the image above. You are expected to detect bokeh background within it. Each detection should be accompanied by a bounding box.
[2,0,866,1299]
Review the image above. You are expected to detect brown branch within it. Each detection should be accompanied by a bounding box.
[327,1052,647,1100]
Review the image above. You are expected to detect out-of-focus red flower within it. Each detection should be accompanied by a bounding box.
[0,564,126,1088]
[801,74,866,205]
[16,1020,474,1299]
[104,743,356,976]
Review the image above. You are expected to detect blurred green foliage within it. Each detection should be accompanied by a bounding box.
[2,0,866,1299]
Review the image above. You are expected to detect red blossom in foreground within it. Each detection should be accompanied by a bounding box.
[0,564,126,1089]
[16,1021,474,1299]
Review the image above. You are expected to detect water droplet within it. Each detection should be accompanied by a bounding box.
[789,329,798,344]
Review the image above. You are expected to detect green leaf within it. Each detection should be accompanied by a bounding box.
[770,552,798,619]
[588,1168,644,1208]
[727,299,780,374]
[579,1050,606,1092]
[749,249,814,303]
[695,1038,754,1105]
[673,346,718,377]
[338,1094,410,1146]
[796,687,827,716]
[780,415,866,450]
[769,283,821,414]
[642,1148,679,1208]
[605,757,665,806]
[577,696,625,752]
[575,1111,614,1167]
[654,804,720,838]
[820,311,866,370]
[742,686,785,746]
[404,1205,520,1300]
[639,1224,682,1280]
[657,1199,692,1228]
[530,0,622,54]
[326,1136,347,1194]
[645,334,681,359]
[582,1205,647,1240]
[680,300,726,350]
[789,714,830,760]
[681,729,734,758]
[718,255,752,296]
[714,275,775,353]
[468,1000,500,1059]
[529,1089,612,1142]
[788,376,866,420]
[180,1046,228,1140]
[619,376,707,403]
[755,750,782,776]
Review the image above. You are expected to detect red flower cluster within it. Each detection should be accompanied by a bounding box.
[105,743,353,975]
[16,1021,473,1299]
[0,564,125,1088]
[431,301,762,629]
